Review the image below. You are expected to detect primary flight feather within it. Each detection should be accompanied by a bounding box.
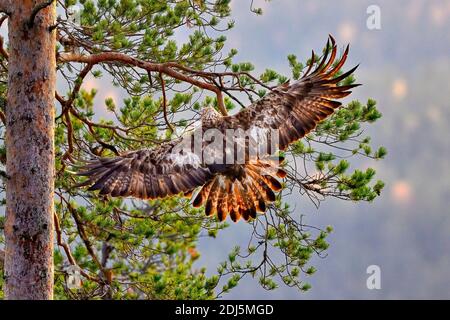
[76,36,360,222]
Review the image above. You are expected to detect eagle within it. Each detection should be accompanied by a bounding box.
[75,36,359,222]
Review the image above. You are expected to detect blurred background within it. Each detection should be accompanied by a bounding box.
[77,0,450,299]
[196,0,450,299]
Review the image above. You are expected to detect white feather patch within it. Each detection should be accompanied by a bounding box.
[168,150,201,168]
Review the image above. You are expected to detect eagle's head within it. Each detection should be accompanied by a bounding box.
[200,107,222,128]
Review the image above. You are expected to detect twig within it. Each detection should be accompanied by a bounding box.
[0,248,4,270]
[56,63,93,120]
[54,196,102,283]
[159,72,174,133]
[54,213,76,265]
[0,109,5,125]
[0,16,8,60]
[61,112,74,162]
[62,194,105,274]
[0,36,8,61]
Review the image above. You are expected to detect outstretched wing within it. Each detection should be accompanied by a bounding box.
[220,36,359,151]
[75,136,213,199]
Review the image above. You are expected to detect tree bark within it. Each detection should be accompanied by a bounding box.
[4,1,56,299]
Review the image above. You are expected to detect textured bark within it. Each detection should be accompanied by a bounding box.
[4,1,56,300]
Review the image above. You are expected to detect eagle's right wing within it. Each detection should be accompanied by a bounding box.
[75,135,213,199]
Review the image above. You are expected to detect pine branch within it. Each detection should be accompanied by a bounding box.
[59,52,231,115]
[159,72,175,133]
[54,192,102,283]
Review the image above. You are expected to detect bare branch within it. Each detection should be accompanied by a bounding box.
[55,193,102,283]
[0,110,5,125]
[54,212,76,265]
[59,193,106,277]
[57,63,93,119]
[0,248,4,270]
[0,14,8,66]
[61,112,74,161]
[0,35,8,60]
[28,0,55,28]
[159,72,174,133]
[59,52,229,115]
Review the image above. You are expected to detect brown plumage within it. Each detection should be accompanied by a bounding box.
[75,36,359,222]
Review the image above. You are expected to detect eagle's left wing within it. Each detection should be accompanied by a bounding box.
[220,36,359,151]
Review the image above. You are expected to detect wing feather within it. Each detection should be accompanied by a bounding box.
[219,35,359,151]
[76,137,213,199]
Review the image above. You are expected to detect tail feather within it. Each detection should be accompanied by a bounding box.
[246,169,277,203]
[261,174,283,191]
[243,169,268,213]
[254,176,276,202]
[240,180,257,220]
[247,177,270,211]
[193,179,213,207]
[248,180,267,213]
[205,177,220,217]
[166,160,285,222]
[229,182,241,222]
[234,180,247,220]
[217,179,230,221]
[276,169,287,178]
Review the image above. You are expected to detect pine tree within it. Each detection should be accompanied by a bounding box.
[0,0,385,299]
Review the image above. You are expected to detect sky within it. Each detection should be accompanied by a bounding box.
[194,0,450,299]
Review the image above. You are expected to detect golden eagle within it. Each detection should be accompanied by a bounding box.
[76,36,359,222]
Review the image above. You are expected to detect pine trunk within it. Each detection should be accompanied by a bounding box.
[4,1,56,299]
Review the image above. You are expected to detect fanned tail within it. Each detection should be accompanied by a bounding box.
[193,159,285,222]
